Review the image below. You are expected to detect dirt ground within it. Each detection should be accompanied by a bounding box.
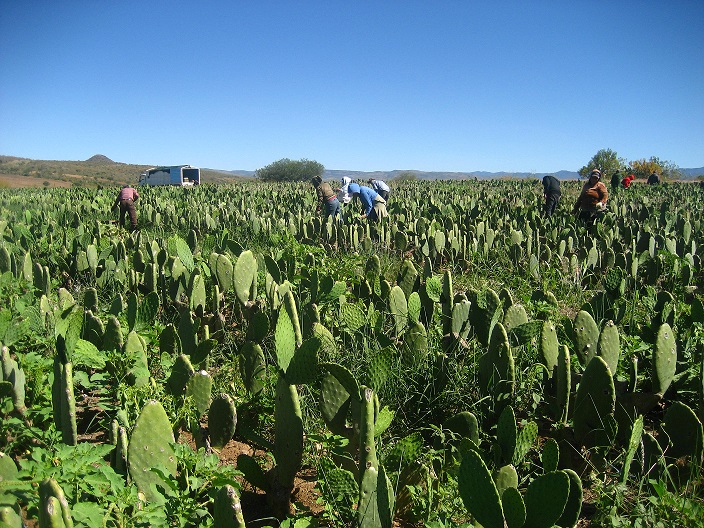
[179,432,325,527]
[0,173,72,188]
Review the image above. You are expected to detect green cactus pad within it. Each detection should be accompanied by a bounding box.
[470,287,503,346]
[234,250,257,305]
[573,356,616,447]
[451,298,471,337]
[275,299,296,374]
[458,448,504,528]
[557,469,583,528]
[186,370,213,417]
[479,322,515,402]
[663,401,703,461]
[368,348,393,392]
[597,320,620,377]
[542,438,560,473]
[407,291,422,323]
[239,342,265,395]
[497,405,517,465]
[396,259,418,301]
[273,377,303,491]
[523,471,570,528]
[621,415,644,484]
[59,362,77,446]
[178,310,198,357]
[137,291,160,329]
[556,345,571,424]
[284,337,320,385]
[247,311,270,344]
[320,372,353,437]
[540,320,559,377]
[573,310,599,366]
[502,486,526,528]
[128,400,176,503]
[215,253,234,293]
[493,464,519,495]
[443,411,480,447]
[503,304,529,332]
[213,484,246,528]
[341,302,366,333]
[513,421,537,466]
[652,323,677,396]
[389,285,408,336]
[167,354,195,396]
[209,394,237,450]
[403,320,428,366]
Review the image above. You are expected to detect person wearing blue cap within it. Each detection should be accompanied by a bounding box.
[348,182,388,222]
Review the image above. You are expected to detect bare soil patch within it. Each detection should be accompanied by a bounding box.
[0,173,73,188]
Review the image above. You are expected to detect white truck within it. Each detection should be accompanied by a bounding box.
[139,165,201,186]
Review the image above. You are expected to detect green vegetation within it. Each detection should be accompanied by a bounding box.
[255,158,325,182]
[578,149,682,181]
[0,177,702,527]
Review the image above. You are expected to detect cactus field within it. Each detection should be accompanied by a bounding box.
[1,178,703,527]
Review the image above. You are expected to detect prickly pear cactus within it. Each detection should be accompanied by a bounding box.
[652,323,677,396]
[470,288,503,347]
[38,478,73,528]
[458,448,504,528]
[573,356,616,448]
[186,370,213,417]
[523,471,570,528]
[213,484,246,528]
[239,342,266,396]
[478,322,515,406]
[539,320,559,377]
[403,320,428,366]
[209,394,237,451]
[597,320,620,377]
[127,400,177,503]
[573,310,599,366]
[558,469,583,528]
[662,401,703,462]
[234,250,257,305]
[389,285,408,336]
[556,345,571,424]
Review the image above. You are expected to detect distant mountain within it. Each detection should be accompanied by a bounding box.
[321,169,581,182]
[85,154,115,164]
[681,167,704,178]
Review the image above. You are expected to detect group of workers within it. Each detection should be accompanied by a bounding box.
[115,168,664,232]
[543,169,662,225]
[312,177,389,223]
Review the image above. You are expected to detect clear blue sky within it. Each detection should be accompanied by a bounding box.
[2,1,703,173]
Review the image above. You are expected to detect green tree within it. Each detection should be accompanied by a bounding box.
[578,149,626,179]
[395,171,418,182]
[629,156,681,181]
[255,158,325,182]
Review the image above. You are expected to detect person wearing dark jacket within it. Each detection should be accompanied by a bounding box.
[647,172,661,185]
[311,176,341,222]
[610,170,622,192]
[112,185,139,230]
[541,175,561,217]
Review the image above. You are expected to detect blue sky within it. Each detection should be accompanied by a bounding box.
[2,1,703,173]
